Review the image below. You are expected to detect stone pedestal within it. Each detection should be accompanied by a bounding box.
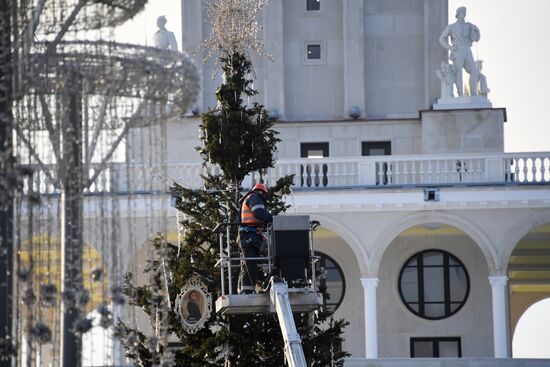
[433,96,492,110]
[420,108,505,154]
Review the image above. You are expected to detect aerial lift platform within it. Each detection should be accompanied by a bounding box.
[214,215,323,367]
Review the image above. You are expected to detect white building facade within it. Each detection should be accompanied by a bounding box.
[24,0,548,365]
[172,0,550,364]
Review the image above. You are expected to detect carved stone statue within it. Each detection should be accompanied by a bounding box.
[475,60,490,97]
[465,60,490,97]
[436,61,456,99]
[439,6,480,96]
[153,16,178,51]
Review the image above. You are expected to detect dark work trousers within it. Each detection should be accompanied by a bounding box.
[239,231,263,293]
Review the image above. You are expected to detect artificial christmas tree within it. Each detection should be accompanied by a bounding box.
[121,1,349,365]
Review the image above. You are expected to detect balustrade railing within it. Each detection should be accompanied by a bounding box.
[505,154,550,183]
[22,152,550,195]
[251,153,550,188]
[254,158,359,189]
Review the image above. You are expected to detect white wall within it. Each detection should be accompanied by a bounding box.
[283,0,344,120]
[275,119,422,158]
[183,0,448,120]
[377,233,493,357]
[364,0,426,118]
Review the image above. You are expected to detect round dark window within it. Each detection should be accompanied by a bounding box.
[314,252,345,311]
[398,249,470,320]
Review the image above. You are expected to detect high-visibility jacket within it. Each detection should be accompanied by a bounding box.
[239,192,272,231]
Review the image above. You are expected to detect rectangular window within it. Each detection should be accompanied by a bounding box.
[362,141,391,156]
[410,337,461,358]
[301,142,329,159]
[307,44,321,60]
[306,0,321,11]
[302,40,326,65]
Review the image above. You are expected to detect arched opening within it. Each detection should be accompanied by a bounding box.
[507,223,550,358]
[377,223,492,358]
[512,298,550,358]
[309,226,364,358]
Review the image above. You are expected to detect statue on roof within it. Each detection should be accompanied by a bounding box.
[439,6,480,97]
[153,15,178,51]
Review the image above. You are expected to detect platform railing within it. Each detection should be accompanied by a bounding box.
[213,223,273,296]
[213,220,319,297]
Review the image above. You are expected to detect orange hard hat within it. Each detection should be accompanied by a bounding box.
[252,183,268,193]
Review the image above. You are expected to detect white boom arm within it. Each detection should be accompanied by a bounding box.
[270,280,307,367]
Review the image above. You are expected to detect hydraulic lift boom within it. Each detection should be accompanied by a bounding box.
[270,279,307,367]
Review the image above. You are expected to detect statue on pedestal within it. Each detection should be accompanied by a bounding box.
[439,6,480,97]
[153,16,178,51]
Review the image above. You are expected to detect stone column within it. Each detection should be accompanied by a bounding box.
[361,277,379,358]
[263,0,285,118]
[489,275,509,358]
[343,0,365,118]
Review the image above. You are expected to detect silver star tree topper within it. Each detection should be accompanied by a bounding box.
[200,0,271,64]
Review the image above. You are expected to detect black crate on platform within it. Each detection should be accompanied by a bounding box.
[272,215,310,286]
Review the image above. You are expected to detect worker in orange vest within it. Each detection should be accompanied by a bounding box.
[238,183,273,294]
